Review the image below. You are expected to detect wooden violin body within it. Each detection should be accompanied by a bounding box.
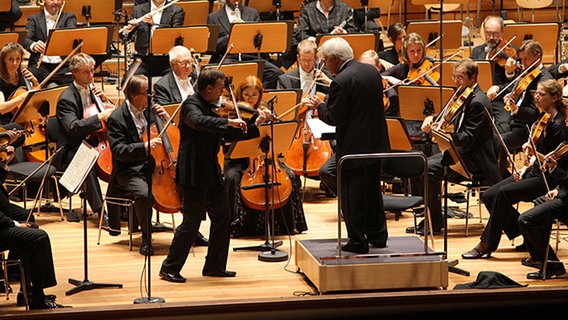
[408,59,440,86]
[504,67,541,113]
[240,155,292,211]
[524,112,550,166]
[489,39,518,67]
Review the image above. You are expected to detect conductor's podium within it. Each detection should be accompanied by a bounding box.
[295,236,448,293]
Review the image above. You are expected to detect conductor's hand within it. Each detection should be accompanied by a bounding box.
[229,118,247,132]
[147,138,162,150]
[152,104,170,122]
[33,41,46,54]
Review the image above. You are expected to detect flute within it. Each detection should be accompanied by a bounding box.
[119,0,182,36]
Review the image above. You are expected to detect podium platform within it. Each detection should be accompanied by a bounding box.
[295,236,448,293]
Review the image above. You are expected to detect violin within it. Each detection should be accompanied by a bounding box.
[503,61,541,113]
[524,112,550,166]
[488,38,518,67]
[407,58,440,86]
[83,83,115,182]
[434,86,474,131]
[540,142,568,172]
[382,77,390,111]
[0,128,29,161]
[142,110,182,213]
[212,99,258,120]
[240,154,293,210]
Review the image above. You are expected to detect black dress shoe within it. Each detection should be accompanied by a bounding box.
[341,240,369,254]
[139,240,154,256]
[406,225,442,236]
[17,292,56,306]
[159,270,187,283]
[194,232,209,246]
[521,257,542,269]
[527,267,567,280]
[461,247,492,259]
[319,182,336,198]
[202,270,237,277]
[30,298,71,310]
[369,241,387,248]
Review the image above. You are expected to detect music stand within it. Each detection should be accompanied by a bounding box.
[162,103,181,125]
[0,2,11,11]
[227,120,299,262]
[0,32,23,48]
[227,21,292,59]
[397,86,455,121]
[316,33,378,62]
[406,20,463,54]
[431,130,471,276]
[263,89,302,121]
[246,0,303,12]
[501,22,560,64]
[44,27,108,57]
[151,25,220,54]
[11,86,68,123]
[65,0,116,25]
[203,62,264,88]
[177,1,210,26]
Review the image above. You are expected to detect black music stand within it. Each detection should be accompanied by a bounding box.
[227,120,299,262]
[227,21,292,60]
[431,130,471,277]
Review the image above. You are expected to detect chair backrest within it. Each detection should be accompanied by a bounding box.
[45,117,58,143]
[382,154,425,178]
[516,0,554,9]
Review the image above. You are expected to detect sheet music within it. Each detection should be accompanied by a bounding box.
[59,142,100,194]
[306,118,335,139]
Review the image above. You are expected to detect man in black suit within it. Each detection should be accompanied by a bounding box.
[206,0,283,89]
[124,0,185,77]
[106,74,170,256]
[159,69,251,283]
[23,0,76,85]
[306,37,388,254]
[277,39,331,94]
[56,53,114,220]
[153,46,195,105]
[0,131,65,310]
[406,59,501,236]
[0,1,22,32]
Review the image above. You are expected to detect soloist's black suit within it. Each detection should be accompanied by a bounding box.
[206,6,283,89]
[23,10,76,84]
[317,59,389,247]
[161,92,256,275]
[127,1,184,77]
[55,84,104,215]
[415,85,501,230]
[481,112,568,251]
[106,102,157,234]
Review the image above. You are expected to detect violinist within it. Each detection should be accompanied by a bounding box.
[106,75,170,256]
[470,16,513,86]
[153,46,196,106]
[160,69,247,283]
[463,79,568,260]
[486,40,553,152]
[378,22,406,69]
[224,76,307,238]
[406,59,501,236]
[56,53,113,227]
[546,58,568,97]
[359,49,399,117]
[24,0,76,85]
[0,42,39,125]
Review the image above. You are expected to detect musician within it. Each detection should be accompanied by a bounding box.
[106,75,170,256]
[463,79,568,259]
[359,49,399,117]
[206,0,283,89]
[305,38,388,254]
[56,53,112,223]
[0,1,22,32]
[225,75,307,238]
[24,0,76,85]
[295,0,356,43]
[546,58,568,97]
[378,22,406,69]
[406,59,501,236]
[486,40,553,152]
[153,46,195,106]
[159,69,247,283]
[470,16,512,86]
[0,42,39,125]
[0,129,66,310]
[124,0,185,77]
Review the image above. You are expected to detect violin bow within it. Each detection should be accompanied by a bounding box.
[216,43,234,70]
[113,58,142,106]
[278,60,327,119]
[482,107,519,173]
[158,100,184,139]
[525,124,551,193]
[488,35,517,61]
[37,1,66,69]
[38,40,83,89]
[495,57,541,100]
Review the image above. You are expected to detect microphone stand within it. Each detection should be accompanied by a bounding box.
[114,9,129,93]
[134,16,164,305]
[360,0,369,32]
[82,5,92,27]
[273,0,282,21]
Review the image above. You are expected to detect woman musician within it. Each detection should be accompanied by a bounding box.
[223,76,307,238]
[463,79,568,260]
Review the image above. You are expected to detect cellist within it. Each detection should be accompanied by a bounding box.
[56,53,114,226]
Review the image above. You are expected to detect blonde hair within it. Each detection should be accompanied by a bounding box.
[401,32,425,64]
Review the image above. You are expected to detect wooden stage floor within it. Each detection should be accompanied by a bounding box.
[1,178,568,318]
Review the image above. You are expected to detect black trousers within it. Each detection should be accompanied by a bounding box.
[161,183,231,274]
[318,154,337,194]
[109,174,151,236]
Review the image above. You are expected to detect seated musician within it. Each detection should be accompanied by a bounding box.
[106,74,170,256]
[486,40,553,154]
[224,75,308,238]
[547,58,568,97]
[0,127,67,310]
[24,0,76,85]
[123,0,185,78]
[153,46,195,106]
[463,79,568,260]
[207,0,283,89]
[406,59,501,236]
[295,0,356,43]
[359,49,399,117]
[0,42,39,125]
[56,53,113,221]
[378,22,406,69]
[0,1,22,32]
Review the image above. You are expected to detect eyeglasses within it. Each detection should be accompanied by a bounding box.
[175,60,193,66]
[484,31,501,38]
[451,74,466,81]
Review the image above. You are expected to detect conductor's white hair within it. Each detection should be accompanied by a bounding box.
[317,38,354,62]
[169,46,192,63]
